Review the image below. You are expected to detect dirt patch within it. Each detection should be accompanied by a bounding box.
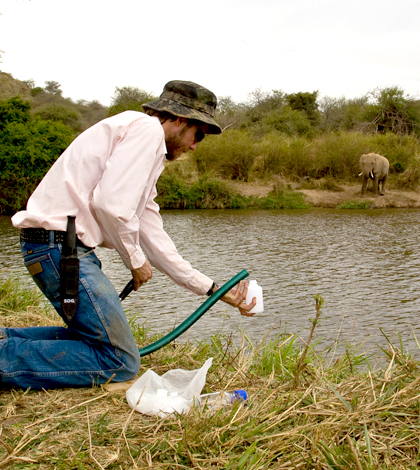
[230,180,420,208]
[300,185,420,208]
[228,181,274,198]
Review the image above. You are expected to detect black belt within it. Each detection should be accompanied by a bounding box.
[20,228,66,244]
[20,228,91,248]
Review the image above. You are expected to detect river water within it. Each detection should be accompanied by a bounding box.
[2,209,420,358]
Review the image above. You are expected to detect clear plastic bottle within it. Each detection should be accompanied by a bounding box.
[197,389,248,409]
[246,280,264,313]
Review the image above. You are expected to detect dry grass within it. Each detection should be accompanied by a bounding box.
[2,280,420,469]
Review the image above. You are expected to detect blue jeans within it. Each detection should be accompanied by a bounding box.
[0,240,140,389]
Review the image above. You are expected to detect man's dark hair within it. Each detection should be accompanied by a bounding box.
[144,109,178,124]
[144,109,206,131]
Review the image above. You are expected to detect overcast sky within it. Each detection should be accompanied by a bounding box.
[1,0,419,106]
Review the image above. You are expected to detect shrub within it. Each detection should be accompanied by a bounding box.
[368,133,420,173]
[33,103,83,132]
[193,129,257,181]
[156,173,247,209]
[261,106,314,137]
[256,133,314,179]
[337,200,372,209]
[394,156,420,190]
[0,97,74,214]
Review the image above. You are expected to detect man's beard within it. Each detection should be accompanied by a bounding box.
[165,128,189,161]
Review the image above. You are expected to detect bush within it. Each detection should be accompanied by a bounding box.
[156,172,310,209]
[193,129,257,181]
[156,174,247,209]
[261,106,314,137]
[256,133,314,178]
[33,103,83,132]
[394,156,420,190]
[0,96,74,214]
[368,133,420,173]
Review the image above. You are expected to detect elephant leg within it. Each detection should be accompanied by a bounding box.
[361,176,369,196]
[380,174,388,195]
[373,175,380,196]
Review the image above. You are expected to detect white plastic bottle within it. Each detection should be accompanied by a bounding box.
[197,389,248,409]
[246,280,264,313]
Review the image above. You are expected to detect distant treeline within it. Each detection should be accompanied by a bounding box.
[1,71,420,214]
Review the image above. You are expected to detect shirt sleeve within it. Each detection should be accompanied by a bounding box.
[138,187,214,296]
[91,120,163,270]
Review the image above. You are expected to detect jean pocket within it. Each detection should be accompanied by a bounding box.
[24,253,61,303]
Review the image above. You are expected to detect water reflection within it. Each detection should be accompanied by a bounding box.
[2,209,420,357]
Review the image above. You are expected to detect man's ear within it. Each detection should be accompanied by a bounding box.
[175,117,188,128]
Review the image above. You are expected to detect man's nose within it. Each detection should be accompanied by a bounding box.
[189,142,197,151]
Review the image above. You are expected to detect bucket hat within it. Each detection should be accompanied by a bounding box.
[142,80,222,135]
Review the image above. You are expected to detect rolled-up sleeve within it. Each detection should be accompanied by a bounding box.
[138,188,213,296]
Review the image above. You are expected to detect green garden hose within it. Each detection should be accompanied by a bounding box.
[122,269,249,357]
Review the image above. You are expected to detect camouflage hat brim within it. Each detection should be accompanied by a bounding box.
[143,97,222,135]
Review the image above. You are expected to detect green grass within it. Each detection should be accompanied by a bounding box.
[156,173,311,209]
[3,280,420,468]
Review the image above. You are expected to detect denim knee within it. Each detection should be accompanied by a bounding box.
[114,348,141,382]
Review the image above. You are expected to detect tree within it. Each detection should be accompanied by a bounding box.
[44,80,63,96]
[245,88,285,123]
[214,96,247,130]
[286,91,320,126]
[108,86,156,116]
[364,86,420,135]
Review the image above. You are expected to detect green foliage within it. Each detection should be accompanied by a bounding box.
[193,130,257,181]
[0,276,42,312]
[394,156,420,190]
[0,96,74,214]
[108,86,156,116]
[286,90,320,125]
[368,132,420,173]
[0,96,30,129]
[44,80,63,96]
[256,133,315,178]
[33,103,83,131]
[364,86,420,135]
[260,106,314,136]
[319,96,369,132]
[156,172,309,209]
[245,88,286,124]
[156,174,248,209]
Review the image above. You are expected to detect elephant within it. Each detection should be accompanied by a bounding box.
[359,153,389,196]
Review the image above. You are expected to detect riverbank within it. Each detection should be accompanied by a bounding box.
[2,278,420,468]
[228,180,420,209]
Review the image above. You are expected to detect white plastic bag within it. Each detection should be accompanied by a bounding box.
[126,357,213,417]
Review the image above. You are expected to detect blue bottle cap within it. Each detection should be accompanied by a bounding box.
[233,389,248,404]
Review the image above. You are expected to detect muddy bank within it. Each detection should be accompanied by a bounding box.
[229,181,420,209]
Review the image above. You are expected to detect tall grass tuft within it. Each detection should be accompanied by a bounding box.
[0,276,59,327]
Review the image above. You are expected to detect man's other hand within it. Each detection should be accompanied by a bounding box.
[131,260,153,290]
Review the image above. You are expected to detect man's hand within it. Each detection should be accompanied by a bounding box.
[220,280,257,317]
[131,260,153,290]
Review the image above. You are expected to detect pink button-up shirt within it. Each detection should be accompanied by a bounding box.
[12,111,213,295]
